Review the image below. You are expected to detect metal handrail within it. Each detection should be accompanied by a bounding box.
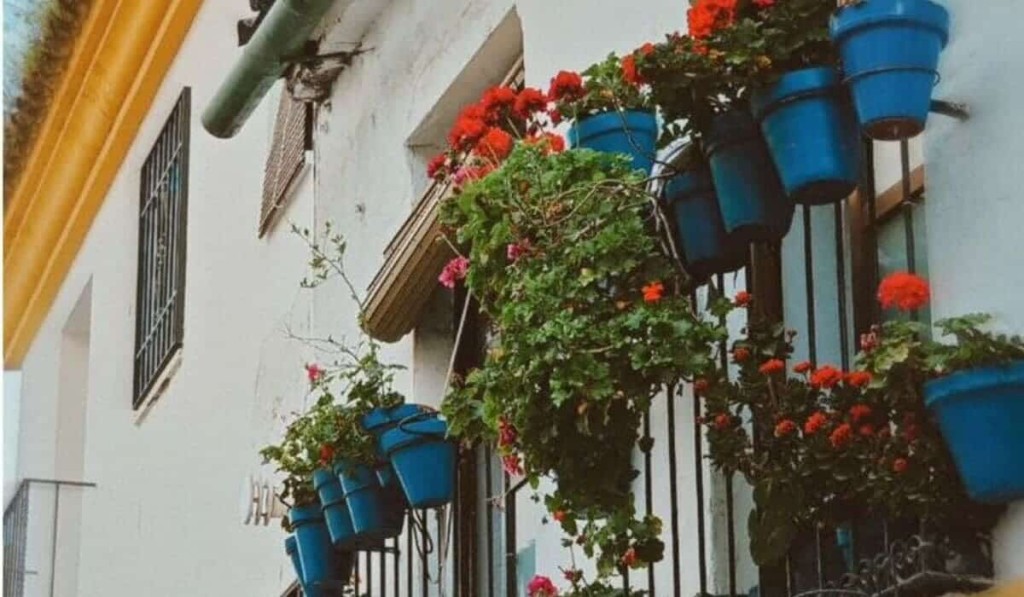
[3,478,96,597]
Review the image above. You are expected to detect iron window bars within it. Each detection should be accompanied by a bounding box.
[133,88,191,408]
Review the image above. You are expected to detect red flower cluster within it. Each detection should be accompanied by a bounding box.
[804,411,828,435]
[733,290,752,306]
[694,378,710,393]
[809,365,843,390]
[480,86,517,117]
[845,370,872,388]
[829,423,854,449]
[714,413,733,430]
[502,454,524,476]
[732,347,751,363]
[319,444,334,465]
[473,127,514,162]
[621,43,655,86]
[426,153,449,180]
[687,0,738,41]
[552,510,567,523]
[759,358,785,375]
[849,404,872,424]
[507,239,532,263]
[892,457,909,474]
[447,105,489,152]
[548,71,585,102]
[498,417,518,447]
[514,88,548,119]
[438,256,470,289]
[621,547,639,568]
[525,132,566,154]
[774,419,797,438]
[793,360,813,375]
[877,272,930,312]
[753,0,775,7]
[643,281,665,303]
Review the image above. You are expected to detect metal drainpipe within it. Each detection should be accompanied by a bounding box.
[201,0,335,138]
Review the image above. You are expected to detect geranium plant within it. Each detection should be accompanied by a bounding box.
[440,141,724,574]
[548,52,654,123]
[702,274,1012,565]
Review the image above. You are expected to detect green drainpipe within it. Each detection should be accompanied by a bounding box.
[201,0,335,138]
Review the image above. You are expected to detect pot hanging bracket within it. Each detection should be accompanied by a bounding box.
[930,99,970,121]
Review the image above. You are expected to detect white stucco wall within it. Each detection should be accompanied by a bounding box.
[14,2,318,595]
[923,0,1024,580]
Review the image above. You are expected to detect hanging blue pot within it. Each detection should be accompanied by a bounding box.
[335,461,406,541]
[289,504,353,596]
[924,361,1024,504]
[380,418,456,509]
[663,169,746,279]
[285,536,303,584]
[312,468,356,548]
[362,404,435,489]
[830,0,950,140]
[704,111,793,243]
[567,110,658,174]
[750,67,861,205]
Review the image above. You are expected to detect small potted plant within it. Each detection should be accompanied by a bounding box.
[638,32,792,243]
[260,405,354,595]
[661,144,747,280]
[868,273,1024,503]
[831,0,950,140]
[550,52,658,174]
[696,0,861,205]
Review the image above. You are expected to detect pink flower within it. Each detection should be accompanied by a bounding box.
[305,363,324,383]
[527,575,559,597]
[502,454,524,476]
[498,417,518,447]
[438,256,470,289]
[507,240,531,263]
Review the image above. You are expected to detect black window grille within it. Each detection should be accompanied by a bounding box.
[133,88,191,408]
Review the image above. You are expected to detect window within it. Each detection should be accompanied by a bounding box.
[133,88,190,409]
[259,89,312,237]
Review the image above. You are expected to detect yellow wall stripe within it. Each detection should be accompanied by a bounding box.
[4,0,205,367]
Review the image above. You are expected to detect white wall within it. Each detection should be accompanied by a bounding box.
[15,2,317,595]
[923,0,1024,580]
[4,371,23,506]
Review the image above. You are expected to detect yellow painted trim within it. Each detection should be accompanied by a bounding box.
[3,0,204,367]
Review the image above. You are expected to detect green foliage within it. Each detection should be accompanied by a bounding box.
[440,143,724,575]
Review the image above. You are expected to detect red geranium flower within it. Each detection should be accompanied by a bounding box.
[447,109,488,152]
[552,510,567,523]
[774,419,797,438]
[426,153,448,180]
[732,347,751,363]
[877,272,930,312]
[733,290,752,306]
[714,413,733,430]
[829,423,854,448]
[693,378,710,393]
[514,87,548,119]
[621,547,638,568]
[502,454,524,476]
[859,424,875,437]
[621,54,642,86]
[642,281,665,303]
[892,458,909,474]
[753,0,774,7]
[687,0,738,41]
[498,417,518,447]
[525,132,565,154]
[849,404,872,423]
[439,256,470,289]
[480,86,518,120]
[305,363,324,383]
[548,71,585,102]
[804,411,828,435]
[810,365,844,390]
[793,361,813,375]
[846,371,872,388]
[319,444,334,465]
[474,127,515,162]
[759,358,785,375]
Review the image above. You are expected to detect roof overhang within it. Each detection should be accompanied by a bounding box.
[3,0,204,367]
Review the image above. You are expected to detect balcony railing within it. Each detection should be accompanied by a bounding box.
[3,479,96,597]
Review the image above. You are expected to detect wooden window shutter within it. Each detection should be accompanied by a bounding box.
[259,90,311,237]
[362,57,525,342]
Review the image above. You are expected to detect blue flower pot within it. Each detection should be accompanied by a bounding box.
[362,404,435,489]
[335,461,406,541]
[568,110,658,174]
[289,504,353,596]
[312,468,357,548]
[924,361,1024,503]
[285,535,303,584]
[830,0,950,140]
[750,67,861,205]
[704,111,793,243]
[380,418,456,508]
[663,169,746,279]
